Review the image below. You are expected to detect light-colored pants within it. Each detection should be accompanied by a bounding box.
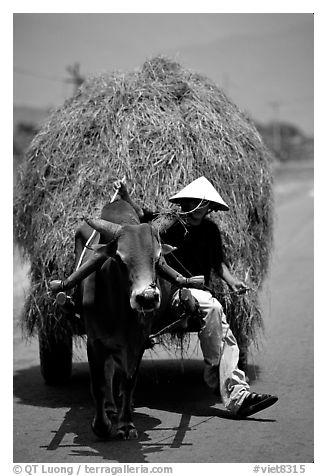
[172,288,250,413]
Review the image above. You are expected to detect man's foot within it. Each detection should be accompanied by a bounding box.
[236,392,278,418]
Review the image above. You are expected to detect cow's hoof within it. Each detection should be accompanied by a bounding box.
[116,424,138,440]
[91,418,112,439]
[127,427,138,439]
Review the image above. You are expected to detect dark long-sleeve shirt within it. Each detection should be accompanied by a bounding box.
[143,210,225,285]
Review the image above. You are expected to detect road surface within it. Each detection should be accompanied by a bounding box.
[13,161,314,463]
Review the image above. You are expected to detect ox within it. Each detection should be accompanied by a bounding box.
[77,200,173,439]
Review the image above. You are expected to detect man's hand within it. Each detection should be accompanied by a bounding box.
[229,279,249,295]
[220,263,249,295]
[113,179,144,219]
[113,179,129,201]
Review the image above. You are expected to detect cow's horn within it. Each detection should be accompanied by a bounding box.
[85,218,122,241]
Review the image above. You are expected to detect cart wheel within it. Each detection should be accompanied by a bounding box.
[38,330,73,385]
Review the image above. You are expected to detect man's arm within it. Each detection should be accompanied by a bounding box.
[209,222,248,295]
[157,256,204,289]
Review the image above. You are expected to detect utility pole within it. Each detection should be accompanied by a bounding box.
[66,63,85,94]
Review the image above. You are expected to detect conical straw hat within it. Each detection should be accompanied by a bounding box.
[169,176,229,211]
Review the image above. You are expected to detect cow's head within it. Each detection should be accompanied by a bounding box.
[85,218,174,313]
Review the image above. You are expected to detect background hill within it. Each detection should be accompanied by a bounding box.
[13,105,50,128]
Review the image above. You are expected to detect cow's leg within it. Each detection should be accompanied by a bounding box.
[104,356,118,419]
[87,339,112,438]
[116,350,144,440]
[116,374,138,440]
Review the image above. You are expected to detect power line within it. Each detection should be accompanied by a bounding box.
[13,66,65,83]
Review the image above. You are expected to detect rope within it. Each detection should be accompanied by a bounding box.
[177,198,211,216]
[149,316,189,340]
[75,230,97,271]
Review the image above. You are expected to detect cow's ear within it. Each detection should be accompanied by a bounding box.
[161,244,177,255]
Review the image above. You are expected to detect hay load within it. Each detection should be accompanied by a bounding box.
[14,56,274,351]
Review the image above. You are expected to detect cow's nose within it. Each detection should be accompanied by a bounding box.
[135,288,160,310]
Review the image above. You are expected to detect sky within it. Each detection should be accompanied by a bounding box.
[13,12,314,135]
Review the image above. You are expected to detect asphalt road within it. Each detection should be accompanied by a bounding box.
[13,161,314,464]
